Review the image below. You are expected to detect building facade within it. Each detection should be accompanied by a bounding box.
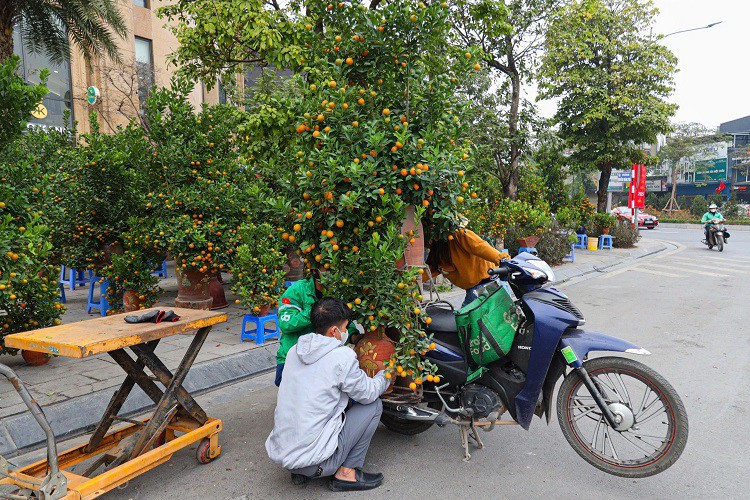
[13,0,221,135]
[720,115,750,202]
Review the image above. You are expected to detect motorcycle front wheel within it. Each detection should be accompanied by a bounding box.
[716,233,724,252]
[557,357,688,478]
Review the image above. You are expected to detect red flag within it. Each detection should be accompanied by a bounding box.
[716,181,726,194]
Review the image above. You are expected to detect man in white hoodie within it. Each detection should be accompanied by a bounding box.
[265,297,390,492]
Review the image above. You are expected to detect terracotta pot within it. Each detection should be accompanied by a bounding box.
[516,235,540,248]
[257,304,272,316]
[22,350,50,367]
[209,274,229,310]
[284,248,305,282]
[123,290,144,312]
[602,227,611,235]
[397,206,425,268]
[175,267,213,310]
[355,332,396,393]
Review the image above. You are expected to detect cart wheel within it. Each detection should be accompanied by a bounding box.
[153,430,167,449]
[196,438,214,464]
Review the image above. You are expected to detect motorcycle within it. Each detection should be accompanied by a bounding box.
[381,253,688,478]
[703,220,729,252]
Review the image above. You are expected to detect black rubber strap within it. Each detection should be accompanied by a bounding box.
[478,318,505,357]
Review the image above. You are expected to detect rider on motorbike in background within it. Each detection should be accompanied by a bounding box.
[701,204,725,244]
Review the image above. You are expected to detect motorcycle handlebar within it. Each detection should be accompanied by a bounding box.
[488,266,510,279]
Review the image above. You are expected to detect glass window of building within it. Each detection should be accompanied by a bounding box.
[12,24,73,130]
[133,0,150,8]
[134,37,154,111]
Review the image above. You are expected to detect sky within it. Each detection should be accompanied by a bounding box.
[535,0,750,130]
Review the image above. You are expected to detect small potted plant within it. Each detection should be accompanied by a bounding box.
[231,222,287,316]
[591,212,617,236]
[103,250,161,313]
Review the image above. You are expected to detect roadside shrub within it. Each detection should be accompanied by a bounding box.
[610,220,640,248]
[690,196,707,217]
[536,227,572,265]
[721,193,739,219]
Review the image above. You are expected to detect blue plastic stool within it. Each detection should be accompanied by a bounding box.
[599,235,613,250]
[58,283,66,304]
[60,266,92,290]
[151,260,169,279]
[574,234,588,249]
[517,247,537,255]
[86,275,110,316]
[241,312,279,345]
[565,244,575,262]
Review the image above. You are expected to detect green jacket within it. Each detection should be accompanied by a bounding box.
[276,277,359,365]
[701,211,724,226]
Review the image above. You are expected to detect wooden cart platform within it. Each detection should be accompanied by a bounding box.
[0,307,227,499]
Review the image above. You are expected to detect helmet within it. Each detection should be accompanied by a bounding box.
[709,203,718,212]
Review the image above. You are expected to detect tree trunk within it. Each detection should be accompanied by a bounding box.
[596,163,612,212]
[663,161,681,211]
[504,37,521,201]
[0,23,14,62]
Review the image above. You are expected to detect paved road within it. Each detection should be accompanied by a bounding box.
[103,227,749,500]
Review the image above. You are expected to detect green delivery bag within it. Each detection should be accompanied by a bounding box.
[455,282,521,383]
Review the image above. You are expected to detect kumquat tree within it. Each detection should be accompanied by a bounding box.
[285,0,480,386]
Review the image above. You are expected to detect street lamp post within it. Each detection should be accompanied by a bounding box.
[659,21,722,40]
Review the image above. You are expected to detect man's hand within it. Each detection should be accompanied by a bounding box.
[498,251,511,262]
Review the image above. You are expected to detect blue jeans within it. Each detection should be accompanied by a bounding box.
[462,283,484,308]
[275,363,284,387]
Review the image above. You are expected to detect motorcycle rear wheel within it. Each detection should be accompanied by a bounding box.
[380,400,442,436]
[557,357,688,478]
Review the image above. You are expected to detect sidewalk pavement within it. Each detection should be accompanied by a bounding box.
[0,238,669,458]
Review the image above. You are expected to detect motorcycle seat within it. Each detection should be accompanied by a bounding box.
[424,303,457,332]
[423,303,464,349]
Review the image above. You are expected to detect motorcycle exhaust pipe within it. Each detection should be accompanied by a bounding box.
[383,404,452,426]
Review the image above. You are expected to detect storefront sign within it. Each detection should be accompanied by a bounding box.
[645,177,667,193]
[87,86,100,105]
[31,103,47,119]
[693,158,728,182]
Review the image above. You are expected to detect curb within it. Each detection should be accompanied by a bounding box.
[0,344,277,459]
[551,240,670,286]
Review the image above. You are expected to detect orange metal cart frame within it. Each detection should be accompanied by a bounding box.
[0,307,227,499]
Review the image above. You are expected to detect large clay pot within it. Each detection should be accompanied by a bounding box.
[397,206,425,268]
[284,248,305,282]
[516,235,540,248]
[22,350,51,367]
[602,227,611,235]
[355,332,396,393]
[123,290,144,312]
[209,274,229,310]
[175,267,213,310]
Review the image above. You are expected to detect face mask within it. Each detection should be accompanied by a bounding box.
[335,327,348,345]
